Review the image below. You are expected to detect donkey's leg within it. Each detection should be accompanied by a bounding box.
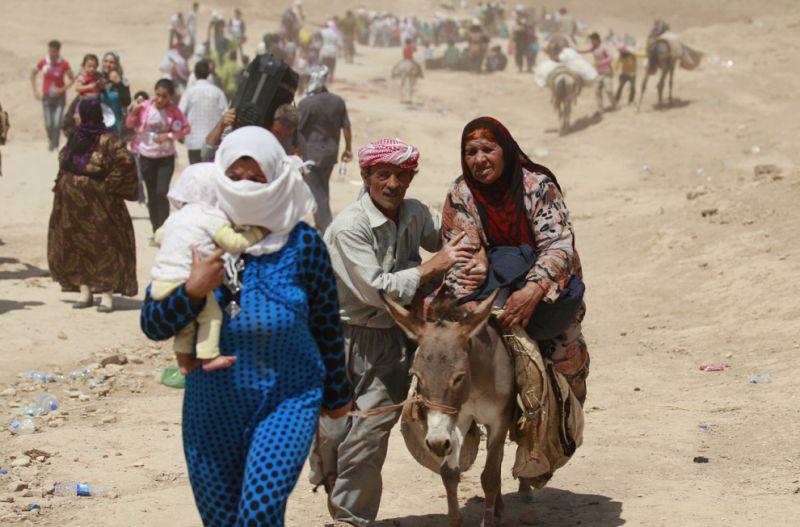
[637,74,649,111]
[440,463,462,527]
[657,67,667,106]
[669,64,675,104]
[480,423,509,527]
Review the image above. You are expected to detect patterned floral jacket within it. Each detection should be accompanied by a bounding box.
[441,168,582,304]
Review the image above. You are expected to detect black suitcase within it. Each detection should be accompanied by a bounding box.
[232,54,299,129]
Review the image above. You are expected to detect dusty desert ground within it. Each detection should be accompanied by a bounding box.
[1,0,799,525]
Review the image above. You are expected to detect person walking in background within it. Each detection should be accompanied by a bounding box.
[31,40,74,151]
[319,20,342,82]
[186,2,200,51]
[581,32,616,114]
[297,65,352,233]
[179,60,228,164]
[126,79,190,238]
[128,90,149,204]
[0,101,8,177]
[228,8,247,57]
[615,43,637,106]
[217,48,243,100]
[512,15,537,73]
[207,11,227,62]
[340,10,357,64]
[47,98,138,313]
[100,52,131,135]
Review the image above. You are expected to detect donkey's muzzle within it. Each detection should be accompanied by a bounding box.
[426,438,452,457]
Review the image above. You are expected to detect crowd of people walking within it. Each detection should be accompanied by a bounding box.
[11,2,685,525]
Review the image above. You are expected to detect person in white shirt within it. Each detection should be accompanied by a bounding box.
[186,2,199,51]
[320,20,343,82]
[179,60,228,164]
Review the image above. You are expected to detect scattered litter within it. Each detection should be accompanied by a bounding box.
[641,164,653,174]
[160,365,186,389]
[748,374,772,384]
[54,482,107,498]
[9,417,39,435]
[699,423,710,430]
[693,456,709,463]
[0,469,8,475]
[754,164,782,178]
[695,168,705,177]
[337,164,348,182]
[686,186,708,200]
[699,364,725,372]
[750,145,761,155]
[26,503,40,511]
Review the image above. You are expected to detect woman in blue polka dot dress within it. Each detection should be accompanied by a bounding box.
[140,127,352,526]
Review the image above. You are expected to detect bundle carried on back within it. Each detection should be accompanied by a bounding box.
[651,31,704,70]
[534,48,597,88]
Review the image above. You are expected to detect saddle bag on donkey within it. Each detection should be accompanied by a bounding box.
[504,326,584,487]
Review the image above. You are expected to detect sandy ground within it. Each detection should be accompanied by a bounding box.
[1,1,799,525]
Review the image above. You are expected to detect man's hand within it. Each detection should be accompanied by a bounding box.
[153,133,172,144]
[33,90,43,101]
[456,259,487,290]
[419,232,476,283]
[221,107,236,128]
[341,148,353,163]
[321,401,353,419]
[185,247,225,305]
[107,71,121,84]
[497,281,545,330]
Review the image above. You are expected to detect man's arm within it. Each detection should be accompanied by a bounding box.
[341,127,352,162]
[205,107,235,148]
[30,68,41,100]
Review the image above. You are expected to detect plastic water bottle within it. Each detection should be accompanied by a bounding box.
[337,164,348,182]
[54,482,107,497]
[9,417,39,435]
[17,393,58,417]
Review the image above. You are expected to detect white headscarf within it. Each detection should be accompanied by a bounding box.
[167,162,219,210]
[214,126,316,255]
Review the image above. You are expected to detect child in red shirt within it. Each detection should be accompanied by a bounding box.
[75,54,103,98]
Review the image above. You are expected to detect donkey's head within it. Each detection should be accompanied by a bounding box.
[382,292,496,458]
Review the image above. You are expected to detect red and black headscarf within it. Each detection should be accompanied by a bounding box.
[461,116,559,247]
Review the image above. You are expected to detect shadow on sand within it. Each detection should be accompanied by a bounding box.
[650,97,692,111]
[377,487,624,526]
[0,299,45,315]
[0,257,50,281]
[59,297,143,311]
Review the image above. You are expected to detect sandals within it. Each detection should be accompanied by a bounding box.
[72,300,93,309]
[97,304,114,314]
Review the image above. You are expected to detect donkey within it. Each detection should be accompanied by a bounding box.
[638,39,676,110]
[382,292,517,527]
[550,69,581,135]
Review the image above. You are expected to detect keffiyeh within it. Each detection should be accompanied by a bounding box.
[357,138,420,172]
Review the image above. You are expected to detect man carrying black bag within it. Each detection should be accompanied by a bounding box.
[297,65,353,233]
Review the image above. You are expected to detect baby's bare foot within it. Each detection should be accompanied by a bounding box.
[201,355,237,372]
[176,354,201,376]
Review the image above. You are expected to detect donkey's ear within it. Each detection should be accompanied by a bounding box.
[459,291,498,340]
[380,290,425,341]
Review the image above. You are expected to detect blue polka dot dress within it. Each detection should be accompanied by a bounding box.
[141,222,351,526]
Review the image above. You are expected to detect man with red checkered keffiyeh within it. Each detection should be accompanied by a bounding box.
[310,138,487,526]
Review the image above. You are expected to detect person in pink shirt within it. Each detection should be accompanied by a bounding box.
[125,78,190,237]
[31,40,75,151]
[581,32,617,114]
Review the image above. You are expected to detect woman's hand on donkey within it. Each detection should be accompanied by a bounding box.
[185,247,225,305]
[498,281,545,330]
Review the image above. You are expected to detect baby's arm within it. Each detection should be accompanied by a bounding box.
[153,227,165,246]
[212,225,267,254]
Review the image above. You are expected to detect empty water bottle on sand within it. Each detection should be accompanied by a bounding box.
[338,164,348,182]
[54,482,107,497]
[9,417,39,435]
[17,393,59,417]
